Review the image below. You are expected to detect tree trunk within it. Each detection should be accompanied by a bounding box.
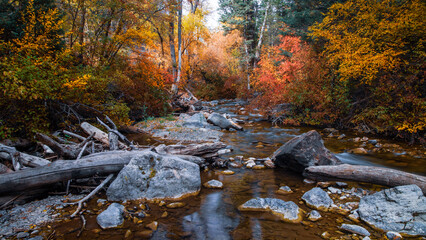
[154,142,227,157]
[253,1,270,69]
[0,144,50,168]
[303,164,426,194]
[172,0,183,95]
[169,19,177,91]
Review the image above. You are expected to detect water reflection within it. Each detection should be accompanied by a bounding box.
[182,192,239,240]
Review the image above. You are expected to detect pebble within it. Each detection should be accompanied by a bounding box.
[337,134,346,139]
[246,160,256,168]
[235,156,244,161]
[16,232,29,239]
[328,187,341,194]
[317,182,333,188]
[306,210,322,221]
[348,148,368,154]
[386,231,403,240]
[321,231,331,239]
[252,164,266,170]
[221,170,235,175]
[335,182,348,188]
[124,229,132,238]
[340,224,370,236]
[203,179,224,189]
[161,211,168,218]
[146,221,158,231]
[264,160,275,168]
[303,179,316,184]
[166,202,185,208]
[229,162,242,168]
[276,186,293,195]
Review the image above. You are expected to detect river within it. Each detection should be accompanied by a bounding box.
[43,100,425,239]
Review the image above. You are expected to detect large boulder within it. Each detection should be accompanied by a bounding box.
[238,198,303,223]
[96,203,125,229]
[207,113,243,131]
[358,185,426,236]
[271,130,341,172]
[183,113,209,128]
[107,151,201,201]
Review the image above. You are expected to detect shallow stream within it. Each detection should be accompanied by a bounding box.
[41,100,426,239]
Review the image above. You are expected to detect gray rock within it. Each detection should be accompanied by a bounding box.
[28,236,43,240]
[340,224,370,236]
[386,231,403,240]
[307,210,322,221]
[183,113,209,128]
[328,186,341,194]
[96,203,125,229]
[207,113,242,131]
[204,180,223,189]
[302,187,333,211]
[271,130,341,172]
[238,198,303,223]
[277,186,293,194]
[174,155,206,166]
[107,151,201,201]
[358,185,426,236]
[16,232,29,239]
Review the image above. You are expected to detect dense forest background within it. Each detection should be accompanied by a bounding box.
[0,0,424,142]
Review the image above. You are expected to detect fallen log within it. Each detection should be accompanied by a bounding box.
[0,150,143,195]
[0,144,50,168]
[80,122,127,149]
[154,142,227,157]
[36,133,88,159]
[303,164,426,194]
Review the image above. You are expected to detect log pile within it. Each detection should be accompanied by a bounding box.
[0,117,229,206]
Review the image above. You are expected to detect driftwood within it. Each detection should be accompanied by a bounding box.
[80,122,127,149]
[154,142,227,158]
[0,143,50,168]
[36,133,89,159]
[303,164,426,194]
[0,151,140,195]
[68,174,114,217]
[63,130,86,141]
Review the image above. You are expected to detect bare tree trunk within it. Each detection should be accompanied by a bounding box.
[303,164,426,194]
[254,1,270,69]
[78,0,85,63]
[169,20,177,91]
[172,0,183,95]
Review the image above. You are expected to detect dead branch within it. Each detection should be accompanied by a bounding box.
[69,174,114,217]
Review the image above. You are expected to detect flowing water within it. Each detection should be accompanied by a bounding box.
[41,100,425,239]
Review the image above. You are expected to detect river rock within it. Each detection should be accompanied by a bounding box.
[386,231,403,240]
[340,224,370,236]
[358,185,426,236]
[96,203,125,229]
[183,113,209,128]
[348,148,368,154]
[203,180,223,189]
[302,187,333,211]
[271,130,341,172]
[277,186,293,195]
[307,210,322,221]
[207,112,242,130]
[107,151,201,201]
[238,198,303,223]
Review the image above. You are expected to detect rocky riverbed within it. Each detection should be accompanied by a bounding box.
[1,99,425,240]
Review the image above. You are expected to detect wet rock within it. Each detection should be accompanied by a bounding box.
[302,187,333,211]
[16,232,29,239]
[368,140,378,145]
[386,231,403,240]
[348,210,360,223]
[235,155,244,161]
[328,187,341,194]
[96,203,125,229]
[323,128,339,134]
[337,134,346,140]
[166,202,185,208]
[321,231,331,239]
[252,164,266,170]
[203,180,223,189]
[353,137,361,142]
[303,179,316,184]
[124,229,132,238]
[207,112,243,130]
[221,170,235,175]
[28,236,43,240]
[107,151,201,201]
[146,221,158,231]
[339,224,370,236]
[361,137,369,142]
[317,182,333,188]
[238,198,303,223]
[136,230,153,238]
[264,159,275,168]
[271,130,341,172]
[228,162,242,168]
[245,160,256,169]
[277,186,293,195]
[335,182,348,188]
[358,185,426,236]
[307,210,322,221]
[348,148,368,154]
[329,204,350,215]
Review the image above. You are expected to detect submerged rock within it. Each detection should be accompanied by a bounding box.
[340,224,370,236]
[358,185,426,236]
[203,180,223,189]
[107,151,201,201]
[302,187,333,211]
[271,130,341,172]
[238,198,303,223]
[96,203,125,229]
